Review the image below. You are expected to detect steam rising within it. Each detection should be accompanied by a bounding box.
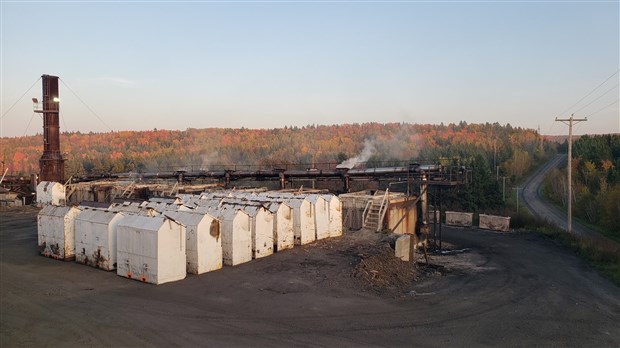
[200,151,219,171]
[337,139,376,169]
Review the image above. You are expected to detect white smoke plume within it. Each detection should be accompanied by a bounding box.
[200,151,219,171]
[337,139,377,169]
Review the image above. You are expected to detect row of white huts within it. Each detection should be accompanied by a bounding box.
[37,191,343,285]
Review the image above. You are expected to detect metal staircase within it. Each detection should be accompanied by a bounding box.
[363,189,389,231]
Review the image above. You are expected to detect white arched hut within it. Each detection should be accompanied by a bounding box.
[265,201,294,252]
[200,205,252,267]
[36,181,66,206]
[219,199,274,260]
[306,194,330,240]
[322,194,343,238]
[116,215,186,285]
[257,192,316,246]
[209,192,294,253]
[37,205,81,260]
[74,207,125,270]
[164,210,223,275]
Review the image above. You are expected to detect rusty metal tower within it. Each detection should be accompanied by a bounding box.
[34,74,65,183]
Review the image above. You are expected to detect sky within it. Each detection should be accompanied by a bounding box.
[1,0,619,138]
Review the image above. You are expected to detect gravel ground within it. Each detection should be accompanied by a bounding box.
[1,207,619,347]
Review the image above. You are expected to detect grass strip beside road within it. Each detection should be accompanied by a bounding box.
[538,186,620,243]
[512,211,620,287]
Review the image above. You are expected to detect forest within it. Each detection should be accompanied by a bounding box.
[544,134,620,237]
[2,122,551,212]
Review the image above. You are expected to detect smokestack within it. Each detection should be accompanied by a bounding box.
[38,74,65,183]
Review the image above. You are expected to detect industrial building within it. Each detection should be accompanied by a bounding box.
[4,75,474,285]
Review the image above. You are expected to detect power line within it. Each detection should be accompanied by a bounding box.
[0,77,41,120]
[23,113,38,137]
[542,118,557,136]
[574,83,619,114]
[61,110,70,134]
[556,69,619,118]
[59,78,114,132]
[588,99,619,117]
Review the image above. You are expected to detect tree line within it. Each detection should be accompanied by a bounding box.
[544,134,620,237]
[2,122,552,212]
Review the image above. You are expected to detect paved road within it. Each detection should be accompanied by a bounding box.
[521,154,603,240]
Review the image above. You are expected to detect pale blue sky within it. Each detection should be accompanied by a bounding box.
[1,1,618,137]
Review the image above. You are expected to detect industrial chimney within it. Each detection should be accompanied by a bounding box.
[35,74,65,183]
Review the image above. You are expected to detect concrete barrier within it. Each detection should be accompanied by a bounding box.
[445,211,473,227]
[479,214,511,232]
[427,210,440,224]
[395,235,412,261]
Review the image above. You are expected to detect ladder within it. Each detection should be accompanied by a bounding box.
[363,189,389,231]
[111,182,135,201]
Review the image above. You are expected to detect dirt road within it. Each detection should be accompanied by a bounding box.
[1,208,619,347]
[521,154,608,240]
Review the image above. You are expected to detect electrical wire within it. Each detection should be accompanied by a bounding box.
[574,83,619,114]
[23,113,37,137]
[59,78,114,132]
[542,117,557,135]
[556,69,619,118]
[1,77,41,120]
[588,99,619,117]
[60,110,69,134]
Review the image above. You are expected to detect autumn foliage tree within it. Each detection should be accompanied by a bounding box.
[2,122,550,211]
[544,134,620,237]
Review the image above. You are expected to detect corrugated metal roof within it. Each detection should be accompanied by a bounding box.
[321,194,338,202]
[39,205,79,217]
[305,194,325,204]
[263,201,288,214]
[149,197,180,204]
[176,193,197,203]
[118,214,175,231]
[281,198,305,208]
[164,210,216,227]
[200,192,232,200]
[108,202,144,213]
[208,205,249,221]
[75,207,122,224]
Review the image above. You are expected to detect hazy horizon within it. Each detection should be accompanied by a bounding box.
[1,121,619,140]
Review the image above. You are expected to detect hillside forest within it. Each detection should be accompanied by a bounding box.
[2,122,551,211]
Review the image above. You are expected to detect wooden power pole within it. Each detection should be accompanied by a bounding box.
[555,114,587,234]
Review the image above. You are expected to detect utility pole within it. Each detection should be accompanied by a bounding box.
[537,125,544,153]
[513,187,522,212]
[493,140,497,171]
[501,176,507,201]
[555,114,587,234]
